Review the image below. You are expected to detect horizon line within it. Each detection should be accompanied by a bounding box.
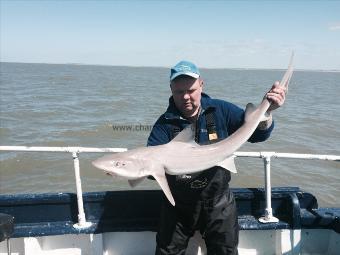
[1,61,339,73]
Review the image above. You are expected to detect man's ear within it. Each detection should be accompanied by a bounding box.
[199,78,204,88]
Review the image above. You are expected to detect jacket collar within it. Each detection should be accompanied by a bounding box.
[164,93,215,120]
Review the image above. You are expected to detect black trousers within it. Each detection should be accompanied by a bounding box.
[155,191,239,255]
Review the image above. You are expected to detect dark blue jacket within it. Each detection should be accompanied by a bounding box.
[147,93,274,202]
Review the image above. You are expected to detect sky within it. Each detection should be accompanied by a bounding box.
[1,0,340,70]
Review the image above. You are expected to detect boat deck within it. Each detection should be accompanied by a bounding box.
[0,187,339,254]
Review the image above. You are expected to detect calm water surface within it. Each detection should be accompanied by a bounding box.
[0,62,339,207]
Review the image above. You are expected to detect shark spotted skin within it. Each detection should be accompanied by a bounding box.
[92,53,294,206]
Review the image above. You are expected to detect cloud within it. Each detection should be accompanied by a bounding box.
[328,23,340,31]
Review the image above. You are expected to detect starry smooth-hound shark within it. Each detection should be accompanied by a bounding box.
[92,53,294,206]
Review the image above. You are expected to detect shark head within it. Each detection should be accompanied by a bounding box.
[92,152,145,180]
[92,149,176,206]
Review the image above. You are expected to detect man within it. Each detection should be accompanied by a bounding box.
[147,60,286,255]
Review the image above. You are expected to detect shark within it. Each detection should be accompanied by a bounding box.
[92,53,294,206]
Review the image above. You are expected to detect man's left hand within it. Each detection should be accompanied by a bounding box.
[266,81,286,112]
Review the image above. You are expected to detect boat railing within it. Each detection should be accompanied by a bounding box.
[0,146,339,228]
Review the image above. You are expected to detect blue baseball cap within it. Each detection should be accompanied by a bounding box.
[170,60,200,82]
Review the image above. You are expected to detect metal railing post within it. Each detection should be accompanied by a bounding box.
[259,152,279,223]
[7,238,11,255]
[72,152,92,229]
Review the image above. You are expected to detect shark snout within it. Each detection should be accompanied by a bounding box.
[92,159,102,169]
[92,158,118,177]
[92,158,112,172]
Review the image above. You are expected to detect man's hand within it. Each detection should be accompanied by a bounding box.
[257,81,286,130]
[266,81,287,113]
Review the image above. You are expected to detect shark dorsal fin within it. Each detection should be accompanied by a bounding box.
[171,125,195,143]
[244,103,256,123]
[245,103,270,123]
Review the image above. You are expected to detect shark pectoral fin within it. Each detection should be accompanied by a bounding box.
[128,177,146,188]
[217,156,237,173]
[152,169,176,206]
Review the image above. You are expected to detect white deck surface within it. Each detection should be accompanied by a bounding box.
[1,229,339,255]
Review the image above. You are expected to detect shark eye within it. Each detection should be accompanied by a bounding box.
[113,161,126,167]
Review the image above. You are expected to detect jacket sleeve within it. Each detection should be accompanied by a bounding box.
[224,101,274,143]
[147,118,171,146]
[248,120,274,143]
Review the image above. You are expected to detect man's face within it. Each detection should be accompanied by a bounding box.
[170,76,203,118]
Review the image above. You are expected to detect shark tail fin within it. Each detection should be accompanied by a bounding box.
[280,51,294,93]
[152,169,176,206]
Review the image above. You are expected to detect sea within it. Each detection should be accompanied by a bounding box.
[0,62,339,207]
